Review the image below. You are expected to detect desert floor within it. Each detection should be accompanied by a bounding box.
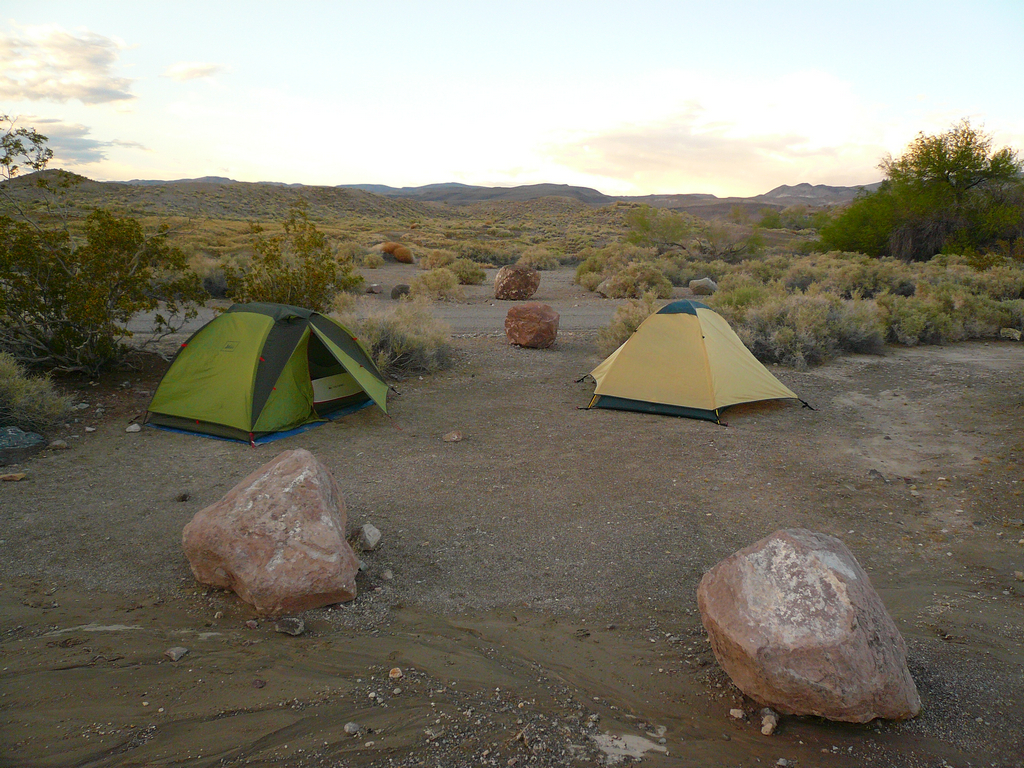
[2,267,1023,768]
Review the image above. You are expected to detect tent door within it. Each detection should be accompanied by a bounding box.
[307,331,369,415]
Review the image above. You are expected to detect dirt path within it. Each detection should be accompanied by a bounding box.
[2,267,1023,767]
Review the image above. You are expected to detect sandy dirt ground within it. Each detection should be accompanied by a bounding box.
[2,267,1023,768]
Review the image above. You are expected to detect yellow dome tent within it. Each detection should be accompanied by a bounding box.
[586,299,801,424]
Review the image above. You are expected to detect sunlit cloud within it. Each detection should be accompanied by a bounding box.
[28,117,145,166]
[162,62,224,82]
[0,24,133,104]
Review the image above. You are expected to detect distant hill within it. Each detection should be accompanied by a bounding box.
[340,182,615,206]
[753,182,882,206]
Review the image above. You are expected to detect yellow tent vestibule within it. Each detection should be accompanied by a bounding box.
[586,299,800,424]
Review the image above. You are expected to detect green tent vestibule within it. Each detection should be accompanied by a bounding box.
[145,303,388,444]
[587,299,801,424]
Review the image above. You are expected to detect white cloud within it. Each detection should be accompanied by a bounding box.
[26,117,145,166]
[0,24,133,104]
[162,62,224,82]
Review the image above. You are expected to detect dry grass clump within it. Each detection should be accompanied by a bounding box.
[453,240,519,266]
[419,249,456,270]
[596,292,662,356]
[410,267,464,301]
[516,246,560,270]
[596,262,674,299]
[448,258,486,285]
[333,297,454,378]
[362,252,385,268]
[0,352,72,434]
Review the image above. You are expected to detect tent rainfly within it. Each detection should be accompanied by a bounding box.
[145,302,387,444]
[586,299,802,424]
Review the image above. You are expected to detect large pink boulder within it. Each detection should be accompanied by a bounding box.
[697,529,920,722]
[505,302,559,348]
[494,265,540,300]
[182,449,360,617]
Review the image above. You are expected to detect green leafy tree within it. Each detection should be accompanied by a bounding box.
[623,205,699,253]
[225,203,362,310]
[1,116,204,374]
[821,120,1023,260]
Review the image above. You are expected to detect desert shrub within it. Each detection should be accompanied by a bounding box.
[814,253,916,298]
[736,294,885,369]
[448,258,486,285]
[574,243,658,285]
[578,272,603,292]
[225,204,362,311]
[362,252,385,269]
[1,209,204,374]
[0,352,72,433]
[454,240,518,266]
[202,268,229,298]
[335,241,366,265]
[335,297,453,377]
[410,267,463,301]
[596,292,661,356]
[517,246,560,270]
[596,262,673,299]
[419,249,455,270]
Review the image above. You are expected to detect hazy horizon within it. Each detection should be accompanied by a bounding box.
[3,1,1021,197]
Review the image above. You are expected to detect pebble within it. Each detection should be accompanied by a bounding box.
[1014,571,1023,582]
[275,617,305,636]
[126,424,142,433]
[0,473,26,482]
[392,687,402,695]
[443,430,463,442]
[245,619,259,629]
[253,679,266,689]
[729,708,745,719]
[214,611,224,619]
[343,722,361,735]
[85,427,97,433]
[164,646,189,662]
[48,440,68,450]
[357,523,382,552]
[389,667,404,680]
[382,569,394,581]
[760,708,780,736]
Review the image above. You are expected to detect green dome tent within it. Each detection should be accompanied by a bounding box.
[145,303,387,444]
[587,299,801,424]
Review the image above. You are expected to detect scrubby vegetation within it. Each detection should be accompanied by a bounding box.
[334,297,454,378]
[596,292,661,356]
[410,267,464,301]
[224,204,362,311]
[0,352,71,433]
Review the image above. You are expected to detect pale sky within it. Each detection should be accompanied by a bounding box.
[3,1,1023,197]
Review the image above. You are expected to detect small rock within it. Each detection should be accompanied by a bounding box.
[214,611,224,619]
[48,440,68,450]
[126,424,142,433]
[391,284,411,300]
[245,619,259,629]
[689,277,719,295]
[761,708,780,735]
[776,760,789,767]
[0,473,27,482]
[729,708,745,719]
[344,722,361,735]
[275,617,305,636]
[253,679,266,689]
[382,569,394,581]
[366,283,383,294]
[392,687,402,695]
[389,667,404,680]
[867,469,888,483]
[1014,571,1023,582]
[357,523,382,552]
[443,430,463,442]
[164,646,189,662]
[84,426,96,433]
[358,559,368,572]
[175,492,190,502]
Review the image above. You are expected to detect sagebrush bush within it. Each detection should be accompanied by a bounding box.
[517,246,560,270]
[362,252,385,269]
[419,249,455,270]
[334,298,454,377]
[410,267,464,301]
[729,294,885,369]
[596,262,673,299]
[596,292,662,356]
[448,258,486,285]
[454,240,518,266]
[0,352,72,434]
